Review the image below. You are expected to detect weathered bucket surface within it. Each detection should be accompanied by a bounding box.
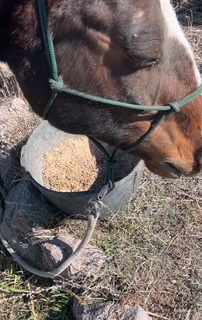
[21,121,144,217]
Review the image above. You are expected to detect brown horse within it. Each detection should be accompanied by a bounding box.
[0,0,202,178]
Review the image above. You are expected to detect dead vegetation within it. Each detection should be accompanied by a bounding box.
[0,1,202,319]
[54,170,202,320]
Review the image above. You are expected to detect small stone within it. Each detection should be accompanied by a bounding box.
[41,234,107,279]
[72,299,152,320]
[124,307,151,320]
[0,180,59,264]
[0,95,40,191]
[0,178,106,279]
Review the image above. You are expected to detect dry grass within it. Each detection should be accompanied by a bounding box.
[55,170,202,320]
[0,2,202,320]
[1,169,201,319]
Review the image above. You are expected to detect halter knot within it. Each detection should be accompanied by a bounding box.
[107,159,116,169]
[168,102,181,113]
[49,78,64,92]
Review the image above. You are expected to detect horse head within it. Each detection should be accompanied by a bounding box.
[0,0,202,178]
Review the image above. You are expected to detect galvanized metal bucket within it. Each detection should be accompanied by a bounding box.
[21,121,144,218]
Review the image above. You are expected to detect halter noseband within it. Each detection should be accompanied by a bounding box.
[36,0,202,188]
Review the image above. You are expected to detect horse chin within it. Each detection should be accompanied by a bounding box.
[160,162,183,179]
[144,160,199,179]
[144,162,181,179]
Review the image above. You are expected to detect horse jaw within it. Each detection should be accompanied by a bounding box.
[0,0,202,179]
[140,0,202,177]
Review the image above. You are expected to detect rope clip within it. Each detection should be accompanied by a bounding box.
[86,184,111,218]
[97,184,110,201]
[87,199,102,218]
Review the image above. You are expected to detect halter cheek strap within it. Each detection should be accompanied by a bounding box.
[36,0,202,115]
[36,0,202,187]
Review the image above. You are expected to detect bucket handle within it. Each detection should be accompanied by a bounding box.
[0,207,99,278]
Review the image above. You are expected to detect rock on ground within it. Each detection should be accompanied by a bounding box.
[73,299,152,320]
[0,179,106,277]
[0,97,40,191]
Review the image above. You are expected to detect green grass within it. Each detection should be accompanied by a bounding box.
[0,258,73,320]
[54,170,202,319]
[0,167,201,320]
[0,2,202,319]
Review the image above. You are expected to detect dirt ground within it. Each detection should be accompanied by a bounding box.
[0,1,202,320]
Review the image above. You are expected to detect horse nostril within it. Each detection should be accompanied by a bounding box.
[197,151,202,171]
[198,151,202,163]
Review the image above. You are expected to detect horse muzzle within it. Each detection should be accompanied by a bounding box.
[163,162,201,178]
[144,154,202,179]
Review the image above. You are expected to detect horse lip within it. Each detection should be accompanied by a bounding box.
[164,161,201,177]
[163,162,183,178]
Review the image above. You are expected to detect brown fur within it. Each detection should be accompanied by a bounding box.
[0,0,202,178]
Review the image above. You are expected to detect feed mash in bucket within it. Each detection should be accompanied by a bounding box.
[21,122,144,217]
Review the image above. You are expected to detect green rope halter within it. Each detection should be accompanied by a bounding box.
[36,0,202,188]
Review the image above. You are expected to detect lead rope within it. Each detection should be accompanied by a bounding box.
[2,0,200,278]
[0,185,109,278]
[0,211,97,278]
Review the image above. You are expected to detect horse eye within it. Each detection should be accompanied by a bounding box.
[148,59,158,67]
[126,54,160,70]
[82,12,109,34]
[86,19,105,33]
[142,57,161,69]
